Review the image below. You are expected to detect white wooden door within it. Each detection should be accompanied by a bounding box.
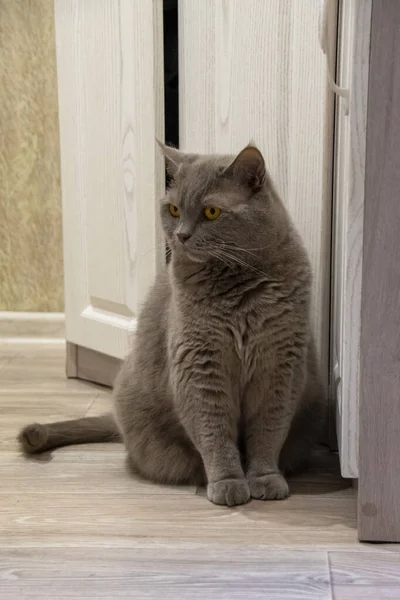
[331,0,372,478]
[179,0,336,387]
[55,0,164,360]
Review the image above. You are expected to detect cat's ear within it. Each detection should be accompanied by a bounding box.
[156,140,185,177]
[223,145,266,192]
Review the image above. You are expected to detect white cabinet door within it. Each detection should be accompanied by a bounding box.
[332,0,372,477]
[179,0,335,388]
[55,0,164,360]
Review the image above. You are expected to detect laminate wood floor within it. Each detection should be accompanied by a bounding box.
[0,341,399,599]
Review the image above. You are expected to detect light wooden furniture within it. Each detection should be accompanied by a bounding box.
[55,0,164,361]
[66,342,121,388]
[358,0,400,543]
[331,0,372,479]
[1,342,400,599]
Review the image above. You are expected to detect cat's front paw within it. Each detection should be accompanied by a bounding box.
[248,472,289,500]
[207,478,250,507]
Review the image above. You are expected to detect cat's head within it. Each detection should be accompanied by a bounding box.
[159,143,281,264]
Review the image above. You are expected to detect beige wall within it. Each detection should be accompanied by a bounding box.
[0,0,64,311]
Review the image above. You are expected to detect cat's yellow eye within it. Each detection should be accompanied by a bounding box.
[204,206,221,221]
[169,204,180,217]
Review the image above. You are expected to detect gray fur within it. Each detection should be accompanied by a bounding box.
[19,145,326,507]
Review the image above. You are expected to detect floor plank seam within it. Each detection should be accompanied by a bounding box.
[327,552,337,600]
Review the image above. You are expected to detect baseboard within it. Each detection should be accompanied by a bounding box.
[0,312,65,339]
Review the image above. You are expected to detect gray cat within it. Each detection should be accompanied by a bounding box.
[19,144,326,507]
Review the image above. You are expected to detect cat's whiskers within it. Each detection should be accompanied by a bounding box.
[212,242,260,260]
[211,248,267,277]
[206,249,240,274]
[211,238,272,252]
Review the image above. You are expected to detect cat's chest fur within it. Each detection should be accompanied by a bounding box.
[226,310,268,386]
[170,282,278,392]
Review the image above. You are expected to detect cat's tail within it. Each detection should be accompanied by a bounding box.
[18,413,122,454]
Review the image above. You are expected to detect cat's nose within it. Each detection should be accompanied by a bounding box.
[177,231,191,244]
